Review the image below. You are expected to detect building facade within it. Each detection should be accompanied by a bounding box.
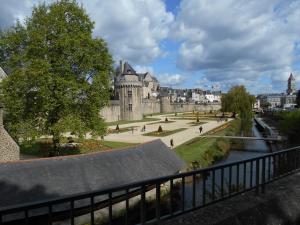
[101,62,221,122]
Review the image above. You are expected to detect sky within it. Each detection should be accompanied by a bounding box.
[0,0,300,94]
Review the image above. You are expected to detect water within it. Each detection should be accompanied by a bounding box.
[183,120,272,208]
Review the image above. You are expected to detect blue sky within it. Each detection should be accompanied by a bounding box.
[1,0,300,94]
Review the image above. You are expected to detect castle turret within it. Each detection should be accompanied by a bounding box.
[115,62,142,121]
[287,73,296,95]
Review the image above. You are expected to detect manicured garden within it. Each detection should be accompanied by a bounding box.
[106,117,160,126]
[187,121,207,126]
[20,138,138,157]
[143,128,187,137]
[108,126,138,133]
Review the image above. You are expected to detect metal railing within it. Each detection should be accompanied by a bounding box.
[1,146,300,225]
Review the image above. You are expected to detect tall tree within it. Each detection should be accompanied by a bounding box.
[0,0,113,153]
[221,86,255,134]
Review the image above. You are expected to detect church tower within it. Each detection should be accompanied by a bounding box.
[287,73,296,95]
[115,61,142,121]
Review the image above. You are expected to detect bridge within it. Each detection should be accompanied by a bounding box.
[200,135,286,141]
[1,146,300,225]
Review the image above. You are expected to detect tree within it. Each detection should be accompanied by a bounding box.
[0,0,113,154]
[296,90,300,108]
[221,86,255,135]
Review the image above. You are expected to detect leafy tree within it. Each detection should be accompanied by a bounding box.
[279,110,300,144]
[221,86,255,135]
[296,90,300,108]
[0,0,113,154]
[260,101,271,109]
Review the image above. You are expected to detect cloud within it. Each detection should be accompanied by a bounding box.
[173,0,300,92]
[158,73,186,86]
[83,0,174,64]
[0,0,174,65]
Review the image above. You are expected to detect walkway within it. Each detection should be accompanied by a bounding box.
[103,114,230,148]
[161,171,300,225]
[201,135,283,141]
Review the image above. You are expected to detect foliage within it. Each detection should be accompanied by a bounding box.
[260,101,271,109]
[221,86,255,135]
[0,0,113,150]
[175,119,240,168]
[20,138,137,157]
[279,110,300,144]
[158,125,163,132]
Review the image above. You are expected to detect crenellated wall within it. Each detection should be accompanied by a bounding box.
[100,98,221,122]
[142,99,161,115]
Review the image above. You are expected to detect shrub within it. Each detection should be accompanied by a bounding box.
[158,125,163,132]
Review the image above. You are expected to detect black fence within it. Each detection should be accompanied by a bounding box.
[1,146,300,225]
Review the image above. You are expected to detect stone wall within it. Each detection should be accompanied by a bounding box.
[0,106,20,162]
[100,99,221,122]
[100,100,121,122]
[142,99,161,115]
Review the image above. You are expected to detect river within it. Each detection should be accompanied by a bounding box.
[183,120,272,208]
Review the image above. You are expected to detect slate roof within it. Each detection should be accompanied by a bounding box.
[122,62,137,75]
[0,67,7,81]
[0,140,186,208]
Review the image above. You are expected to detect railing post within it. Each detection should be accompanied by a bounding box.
[255,159,260,195]
[261,157,266,194]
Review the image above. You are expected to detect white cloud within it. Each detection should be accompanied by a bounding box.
[158,73,186,87]
[173,0,300,92]
[0,0,174,65]
[83,0,174,64]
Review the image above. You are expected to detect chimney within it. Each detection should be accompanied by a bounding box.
[0,103,3,126]
[119,60,125,74]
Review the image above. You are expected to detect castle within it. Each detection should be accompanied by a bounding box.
[100,61,221,122]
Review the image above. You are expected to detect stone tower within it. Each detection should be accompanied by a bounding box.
[115,61,142,121]
[0,103,20,161]
[287,73,296,95]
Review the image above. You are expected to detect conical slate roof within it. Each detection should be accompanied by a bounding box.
[122,62,137,75]
[0,67,7,81]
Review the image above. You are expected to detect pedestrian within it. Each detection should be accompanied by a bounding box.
[170,139,174,149]
[143,125,146,132]
[116,124,120,133]
[199,126,203,134]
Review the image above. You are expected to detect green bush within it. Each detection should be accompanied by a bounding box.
[279,110,300,144]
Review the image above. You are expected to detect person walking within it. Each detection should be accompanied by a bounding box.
[199,126,203,134]
[170,139,174,149]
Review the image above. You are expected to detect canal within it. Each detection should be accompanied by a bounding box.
[184,120,273,208]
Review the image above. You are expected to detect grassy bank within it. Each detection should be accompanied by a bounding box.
[175,119,241,169]
[20,138,138,157]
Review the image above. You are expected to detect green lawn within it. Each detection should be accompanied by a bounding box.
[146,120,176,125]
[108,126,138,133]
[106,118,160,126]
[187,121,207,126]
[143,128,187,137]
[175,119,241,168]
[170,117,218,121]
[20,138,138,157]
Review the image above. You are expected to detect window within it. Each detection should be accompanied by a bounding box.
[128,103,132,111]
[128,90,132,98]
